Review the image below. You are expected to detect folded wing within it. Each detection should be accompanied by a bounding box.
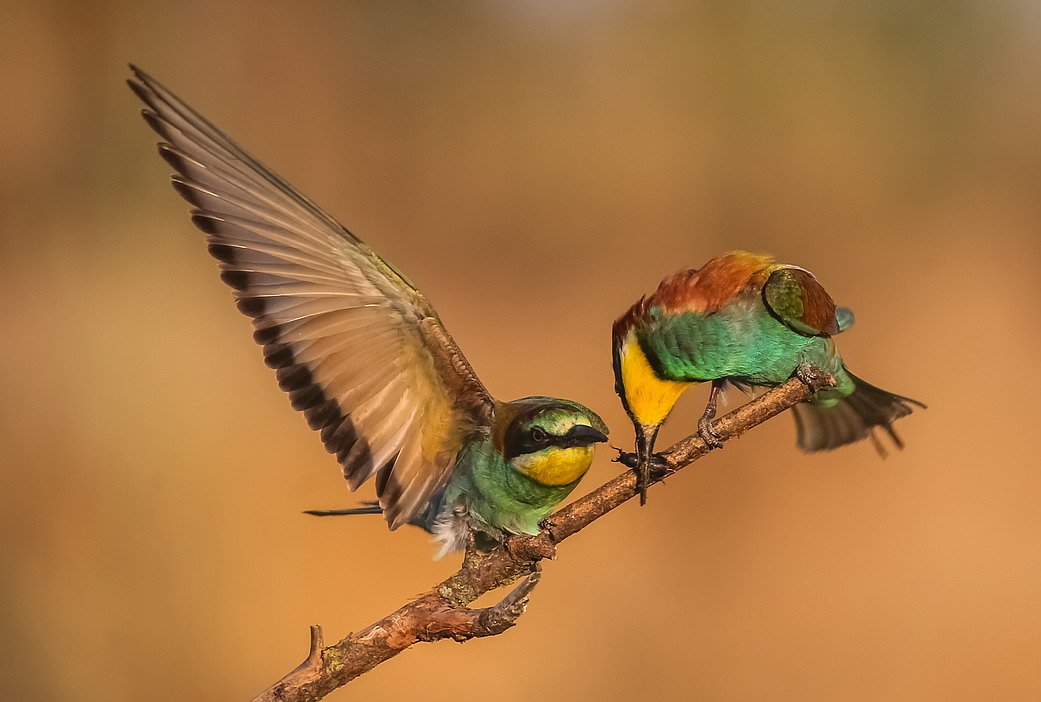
[128,66,495,529]
[762,267,841,337]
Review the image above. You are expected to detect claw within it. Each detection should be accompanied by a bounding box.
[795,362,823,387]
[698,415,724,448]
[696,379,727,449]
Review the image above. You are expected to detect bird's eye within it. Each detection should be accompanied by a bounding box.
[530,427,548,443]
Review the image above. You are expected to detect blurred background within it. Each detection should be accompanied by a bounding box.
[2,1,1040,700]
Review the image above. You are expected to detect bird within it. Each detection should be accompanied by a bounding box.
[128,66,608,556]
[612,250,923,504]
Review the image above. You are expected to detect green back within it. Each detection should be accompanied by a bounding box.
[638,302,842,387]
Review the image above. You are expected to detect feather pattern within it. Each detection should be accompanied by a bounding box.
[612,251,775,343]
[612,250,922,459]
[762,267,840,336]
[792,371,924,453]
[129,66,495,529]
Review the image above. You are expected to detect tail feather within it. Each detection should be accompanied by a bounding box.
[304,500,383,517]
[792,371,924,455]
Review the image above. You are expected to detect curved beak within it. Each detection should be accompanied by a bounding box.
[635,423,661,506]
[562,424,609,448]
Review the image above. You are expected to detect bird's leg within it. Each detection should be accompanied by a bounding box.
[698,380,726,448]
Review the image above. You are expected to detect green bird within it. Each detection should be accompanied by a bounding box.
[612,251,923,503]
[129,66,608,556]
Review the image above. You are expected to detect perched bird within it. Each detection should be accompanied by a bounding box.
[613,251,923,503]
[128,67,608,556]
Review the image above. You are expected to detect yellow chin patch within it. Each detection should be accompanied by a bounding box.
[513,446,594,487]
[619,333,692,426]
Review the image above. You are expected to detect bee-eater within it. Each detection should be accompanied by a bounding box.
[128,67,608,556]
[613,251,923,503]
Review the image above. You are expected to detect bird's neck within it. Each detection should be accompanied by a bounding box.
[459,438,581,535]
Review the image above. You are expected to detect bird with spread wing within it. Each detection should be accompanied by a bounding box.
[128,67,608,557]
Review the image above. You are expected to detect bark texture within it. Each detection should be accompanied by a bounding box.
[252,368,834,702]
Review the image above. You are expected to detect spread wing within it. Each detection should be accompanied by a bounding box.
[762,267,841,337]
[128,66,495,529]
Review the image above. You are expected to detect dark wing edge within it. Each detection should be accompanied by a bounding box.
[128,65,495,528]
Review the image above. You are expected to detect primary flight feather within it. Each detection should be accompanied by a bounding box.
[128,66,607,554]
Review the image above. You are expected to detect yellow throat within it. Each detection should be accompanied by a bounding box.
[513,446,595,487]
[619,332,692,427]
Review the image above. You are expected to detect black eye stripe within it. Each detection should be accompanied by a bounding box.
[506,422,561,459]
[504,423,606,459]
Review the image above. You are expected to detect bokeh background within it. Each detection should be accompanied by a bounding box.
[3,2,1040,700]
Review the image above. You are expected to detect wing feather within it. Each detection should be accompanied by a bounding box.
[130,66,495,529]
[762,267,841,337]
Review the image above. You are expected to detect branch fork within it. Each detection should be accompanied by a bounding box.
[253,369,835,702]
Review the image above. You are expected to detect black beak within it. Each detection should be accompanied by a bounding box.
[635,423,661,506]
[562,424,609,447]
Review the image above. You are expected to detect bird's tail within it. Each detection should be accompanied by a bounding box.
[792,370,924,456]
[304,500,383,517]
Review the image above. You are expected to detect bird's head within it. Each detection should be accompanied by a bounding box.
[497,397,609,487]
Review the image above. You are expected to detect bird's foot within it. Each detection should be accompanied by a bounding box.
[696,379,725,449]
[536,516,563,550]
[537,516,560,536]
[794,363,825,387]
[698,416,724,448]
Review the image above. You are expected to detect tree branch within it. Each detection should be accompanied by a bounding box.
[252,366,835,702]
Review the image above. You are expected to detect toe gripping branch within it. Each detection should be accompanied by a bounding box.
[253,370,834,702]
[614,366,836,502]
[697,379,726,448]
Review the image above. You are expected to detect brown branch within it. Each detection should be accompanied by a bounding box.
[251,366,835,702]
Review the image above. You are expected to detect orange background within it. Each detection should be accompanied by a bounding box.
[2,3,1039,701]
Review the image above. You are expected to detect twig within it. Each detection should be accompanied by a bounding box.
[252,367,835,702]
